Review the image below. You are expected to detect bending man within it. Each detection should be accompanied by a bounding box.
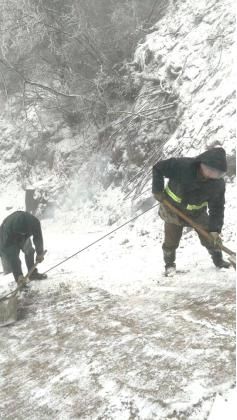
[0,211,47,284]
[152,147,230,276]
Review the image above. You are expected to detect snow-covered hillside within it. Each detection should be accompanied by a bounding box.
[0,0,235,419]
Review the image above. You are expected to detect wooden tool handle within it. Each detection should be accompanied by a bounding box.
[162,199,235,258]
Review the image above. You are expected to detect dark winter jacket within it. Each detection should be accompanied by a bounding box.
[0,211,44,278]
[152,148,227,232]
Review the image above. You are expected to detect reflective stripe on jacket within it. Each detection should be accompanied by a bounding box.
[165,186,208,211]
[152,153,226,232]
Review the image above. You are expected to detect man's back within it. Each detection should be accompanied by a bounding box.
[0,211,43,255]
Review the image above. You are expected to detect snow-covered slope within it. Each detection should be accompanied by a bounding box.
[0,0,235,419]
[133,0,235,157]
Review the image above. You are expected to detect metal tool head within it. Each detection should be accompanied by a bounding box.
[0,293,17,327]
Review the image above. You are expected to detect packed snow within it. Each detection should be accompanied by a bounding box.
[0,0,235,417]
[0,181,235,419]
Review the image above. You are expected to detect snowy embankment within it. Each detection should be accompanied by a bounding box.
[0,0,236,418]
[0,178,235,419]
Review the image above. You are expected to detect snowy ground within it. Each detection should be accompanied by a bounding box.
[0,185,236,419]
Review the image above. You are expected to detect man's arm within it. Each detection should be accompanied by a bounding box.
[208,181,225,233]
[152,158,179,193]
[31,218,44,256]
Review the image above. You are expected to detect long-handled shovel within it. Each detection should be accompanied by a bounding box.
[162,198,236,269]
[0,251,46,327]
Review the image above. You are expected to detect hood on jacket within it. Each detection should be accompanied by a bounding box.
[195,147,227,172]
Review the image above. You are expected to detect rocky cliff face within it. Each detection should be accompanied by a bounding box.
[67,0,236,202]
[0,0,235,213]
[118,0,235,196]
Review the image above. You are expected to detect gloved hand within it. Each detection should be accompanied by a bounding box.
[17,274,26,286]
[36,254,44,263]
[154,192,165,202]
[210,232,222,248]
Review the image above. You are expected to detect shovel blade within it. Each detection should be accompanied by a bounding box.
[0,294,17,327]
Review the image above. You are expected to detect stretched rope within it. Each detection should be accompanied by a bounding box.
[43,204,158,274]
[0,205,158,302]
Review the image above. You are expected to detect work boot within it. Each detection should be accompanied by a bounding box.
[163,249,176,277]
[29,269,48,280]
[209,250,231,269]
[165,263,176,277]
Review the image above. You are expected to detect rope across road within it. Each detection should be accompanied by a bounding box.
[0,204,158,302]
[43,204,159,274]
[1,199,235,304]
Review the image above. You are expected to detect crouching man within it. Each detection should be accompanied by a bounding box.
[0,211,47,284]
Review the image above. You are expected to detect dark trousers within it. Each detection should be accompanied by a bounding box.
[162,212,217,267]
[1,238,35,279]
[163,222,212,251]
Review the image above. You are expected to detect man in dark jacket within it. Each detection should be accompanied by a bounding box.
[0,211,47,284]
[152,147,230,276]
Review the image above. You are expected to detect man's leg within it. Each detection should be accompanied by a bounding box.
[1,246,22,282]
[162,222,183,271]
[22,238,35,272]
[1,254,12,275]
[194,213,230,268]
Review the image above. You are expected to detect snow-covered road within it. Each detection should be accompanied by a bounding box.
[0,203,235,419]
